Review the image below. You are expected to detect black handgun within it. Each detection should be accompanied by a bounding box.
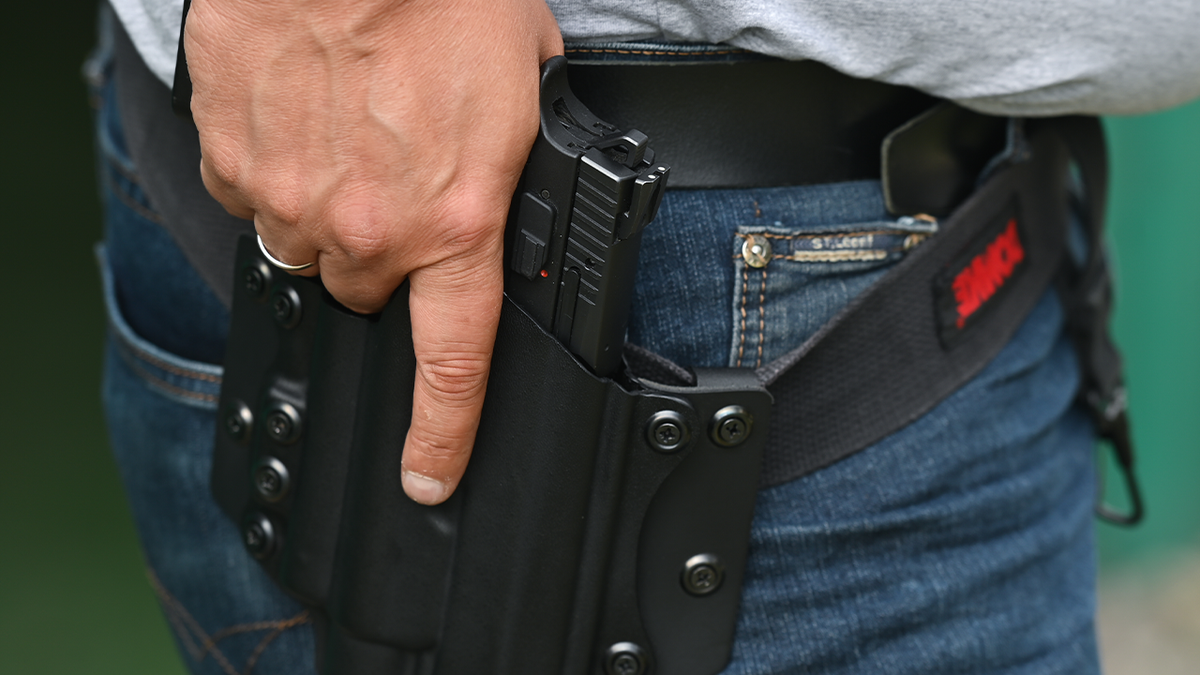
[506,56,669,376]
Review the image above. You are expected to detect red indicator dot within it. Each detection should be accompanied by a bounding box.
[540,270,548,278]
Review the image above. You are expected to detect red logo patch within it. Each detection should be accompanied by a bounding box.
[950,219,1025,328]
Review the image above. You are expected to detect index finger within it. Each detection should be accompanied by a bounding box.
[399,247,504,505]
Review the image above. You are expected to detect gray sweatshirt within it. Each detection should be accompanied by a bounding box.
[111,0,1200,116]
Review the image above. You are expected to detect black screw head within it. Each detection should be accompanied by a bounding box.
[267,412,291,439]
[242,513,276,560]
[647,410,689,453]
[264,402,302,444]
[270,287,302,329]
[612,654,641,675]
[224,401,253,442]
[241,261,271,300]
[604,643,646,675]
[681,553,725,596]
[710,405,752,447]
[539,189,551,200]
[253,457,290,503]
[244,267,265,296]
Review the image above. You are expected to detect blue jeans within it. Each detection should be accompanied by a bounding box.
[93,30,1100,675]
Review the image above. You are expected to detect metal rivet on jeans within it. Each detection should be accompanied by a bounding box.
[265,402,302,445]
[604,642,647,675]
[710,405,752,447]
[253,456,290,503]
[646,410,689,453]
[741,234,772,268]
[224,400,254,442]
[271,286,302,329]
[681,553,725,596]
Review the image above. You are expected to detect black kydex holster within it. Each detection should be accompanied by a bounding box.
[211,57,771,675]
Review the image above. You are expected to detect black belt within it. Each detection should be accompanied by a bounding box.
[567,57,932,189]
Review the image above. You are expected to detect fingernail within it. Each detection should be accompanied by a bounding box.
[402,470,448,505]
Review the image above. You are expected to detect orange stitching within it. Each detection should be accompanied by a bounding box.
[756,268,766,369]
[565,48,750,56]
[149,570,240,675]
[737,265,748,368]
[754,230,902,241]
[106,170,163,224]
[123,353,219,403]
[113,327,223,384]
[148,568,311,675]
[241,613,311,675]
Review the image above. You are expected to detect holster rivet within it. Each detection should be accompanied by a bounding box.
[682,553,725,596]
[711,405,752,447]
[241,260,272,300]
[244,267,264,297]
[265,402,302,444]
[242,513,276,560]
[271,286,302,329]
[224,401,254,441]
[647,410,689,453]
[605,642,646,675]
[253,457,290,503]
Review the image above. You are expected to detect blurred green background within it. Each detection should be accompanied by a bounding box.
[1,3,1197,674]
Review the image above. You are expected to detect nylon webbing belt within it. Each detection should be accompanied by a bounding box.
[624,115,1138,514]
[756,116,1080,484]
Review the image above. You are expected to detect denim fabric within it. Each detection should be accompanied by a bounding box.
[91,24,317,675]
[93,22,1100,675]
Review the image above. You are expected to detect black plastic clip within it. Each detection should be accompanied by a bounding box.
[1090,387,1144,526]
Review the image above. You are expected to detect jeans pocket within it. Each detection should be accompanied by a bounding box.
[98,246,316,675]
[729,215,938,368]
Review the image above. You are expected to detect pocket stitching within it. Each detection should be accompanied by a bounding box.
[105,164,163,225]
[149,567,311,675]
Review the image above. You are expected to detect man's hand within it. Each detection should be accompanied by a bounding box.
[185,0,563,504]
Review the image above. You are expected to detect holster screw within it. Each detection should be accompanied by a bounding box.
[242,513,276,560]
[265,402,302,444]
[711,405,752,447]
[241,260,271,300]
[605,642,646,675]
[224,401,254,442]
[647,410,689,453]
[271,286,302,328]
[253,457,290,503]
[682,554,725,596]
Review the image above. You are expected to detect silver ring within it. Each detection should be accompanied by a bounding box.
[257,234,315,271]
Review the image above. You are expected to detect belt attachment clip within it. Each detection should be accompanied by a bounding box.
[1071,235,1143,527]
[1053,116,1144,527]
[1089,385,1143,526]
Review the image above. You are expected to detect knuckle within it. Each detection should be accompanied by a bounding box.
[261,186,307,227]
[437,193,507,254]
[324,198,395,264]
[200,147,244,191]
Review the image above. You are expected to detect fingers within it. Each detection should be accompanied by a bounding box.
[399,231,505,505]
